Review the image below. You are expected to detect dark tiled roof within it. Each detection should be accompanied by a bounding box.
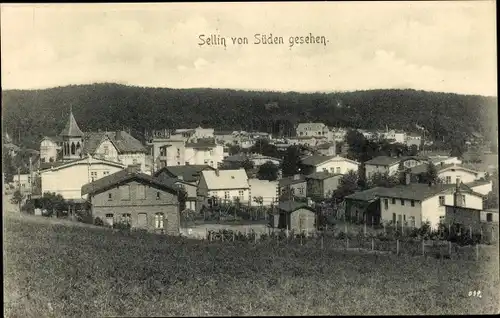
[316,142,335,150]
[345,187,387,202]
[81,131,146,155]
[81,168,180,196]
[153,165,214,183]
[278,201,314,213]
[365,156,402,166]
[301,155,335,166]
[278,175,307,187]
[185,138,217,148]
[224,154,248,163]
[376,183,464,201]
[60,111,84,137]
[306,171,342,180]
[464,180,491,188]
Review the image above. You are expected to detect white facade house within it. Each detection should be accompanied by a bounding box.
[40,137,62,163]
[39,155,125,200]
[151,137,223,170]
[378,183,484,230]
[248,178,279,206]
[301,155,360,175]
[296,123,331,141]
[383,130,407,144]
[198,168,250,204]
[365,156,426,179]
[428,156,462,166]
[437,164,485,184]
[465,180,493,196]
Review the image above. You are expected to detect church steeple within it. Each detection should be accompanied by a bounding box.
[60,106,84,137]
[60,106,84,161]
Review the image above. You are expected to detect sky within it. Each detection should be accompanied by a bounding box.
[1,2,497,96]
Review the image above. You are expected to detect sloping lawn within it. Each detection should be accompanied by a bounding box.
[4,215,499,317]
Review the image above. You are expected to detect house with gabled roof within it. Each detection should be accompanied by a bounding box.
[300,155,360,175]
[345,182,485,230]
[305,171,343,201]
[365,155,427,179]
[410,162,486,185]
[39,110,148,172]
[269,201,317,232]
[39,154,126,201]
[198,168,250,205]
[278,174,307,199]
[81,166,183,235]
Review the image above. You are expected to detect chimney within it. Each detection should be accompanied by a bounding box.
[215,168,220,177]
[440,162,444,167]
[115,131,121,140]
[293,174,301,180]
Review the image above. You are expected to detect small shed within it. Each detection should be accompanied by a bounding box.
[272,201,316,233]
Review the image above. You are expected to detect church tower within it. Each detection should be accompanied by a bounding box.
[60,107,84,161]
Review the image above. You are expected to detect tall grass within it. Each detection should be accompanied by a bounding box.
[4,215,499,317]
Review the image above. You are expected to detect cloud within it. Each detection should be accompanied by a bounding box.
[0,2,496,96]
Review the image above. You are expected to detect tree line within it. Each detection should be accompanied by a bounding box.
[2,83,496,150]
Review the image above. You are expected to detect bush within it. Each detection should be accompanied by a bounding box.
[94,217,104,226]
[113,222,131,231]
[21,200,35,214]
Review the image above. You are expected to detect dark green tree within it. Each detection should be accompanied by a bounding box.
[368,172,400,188]
[2,147,15,183]
[241,158,255,172]
[257,161,279,181]
[281,145,302,177]
[409,144,419,156]
[332,170,359,202]
[228,144,241,156]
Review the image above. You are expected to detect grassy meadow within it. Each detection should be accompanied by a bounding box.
[4,214,499,317]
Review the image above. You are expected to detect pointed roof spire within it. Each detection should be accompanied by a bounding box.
[60,106,84,137]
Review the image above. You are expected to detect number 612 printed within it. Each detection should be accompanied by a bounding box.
[468,290,482,298]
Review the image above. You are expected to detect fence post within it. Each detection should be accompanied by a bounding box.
[383,223,386,235]
[371,237,374,251]
[300,235,303,246]
[321,236,324,249]
[396,239,399,255]
[448,240,451,257]
[254,232,257,244]
[476,243,479,261]
[346,236,349,250]
[233,231,235,242]
[422,239,425,256]
[469,226,472,239]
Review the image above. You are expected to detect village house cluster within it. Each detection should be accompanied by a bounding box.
[3,113,498,235]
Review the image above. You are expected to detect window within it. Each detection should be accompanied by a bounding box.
[330,168,335,173]
[461,195,466,206]
[103,171,109,176]
[336,167,341,174]
[177,162,180,165]
[132,158,138,165]
[155,213,164,229]
[403,215,406,222]
[456,177,460,184]
[108,193,112,201]
[137,184,146,200]
[445,176,451,184]
[392,213,396,223]
[400,199,405,206]
[486,213,493,222]
[121,185,130,200]
[105,213,114,226]
[391,198,396,204]
[103,145,109,155]
[410,200,415,207]
[209,150,214,156]
[384,199,388,210]
[204,160,209,164]
[138,213,147,228]
[122,213,131,225]
[438,196,445,206]
[224,191,230,200]
[439,215,445,224]
[156,191,161,200]
[323,168,328,172]
[238,190,244,200]
[177,148,180,155]
[91,171,97,182]
[160,147,166,156]
[299,187,304,195]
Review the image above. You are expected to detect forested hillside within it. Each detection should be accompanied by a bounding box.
[2,83,497,149]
